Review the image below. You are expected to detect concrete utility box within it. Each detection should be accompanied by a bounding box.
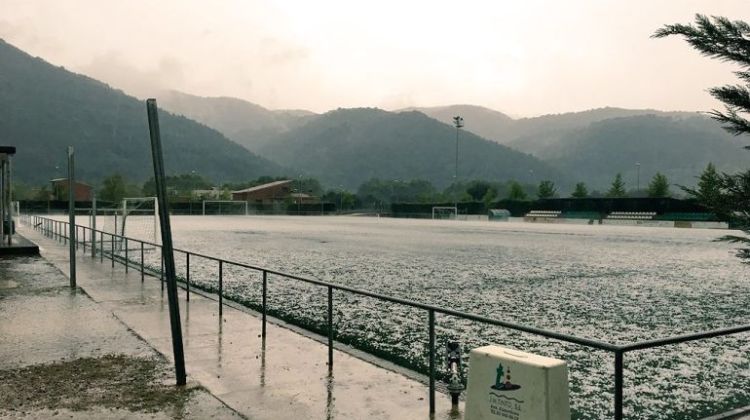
[465,345,570,420]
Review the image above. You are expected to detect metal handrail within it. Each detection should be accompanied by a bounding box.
[25,214,750,420]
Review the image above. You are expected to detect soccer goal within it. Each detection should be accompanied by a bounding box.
[119,197,159,244]
[202,200,248,216]
[432,206,458,220]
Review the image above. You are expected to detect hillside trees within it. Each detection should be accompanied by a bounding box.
[647,173,670,197]
[507,181,528,200]
[99,174,139,203]
[537,180,557,198]
[607,173,627,198]
[681,163,722,207]
[571,182,589,198]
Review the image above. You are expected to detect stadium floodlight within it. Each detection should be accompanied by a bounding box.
[452,116,464,212]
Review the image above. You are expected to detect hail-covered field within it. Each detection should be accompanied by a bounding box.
[83,215,749,418]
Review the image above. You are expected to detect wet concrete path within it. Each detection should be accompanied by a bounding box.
[0,241,243,419]
[20,225,461,420]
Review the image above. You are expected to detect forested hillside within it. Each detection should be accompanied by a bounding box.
[159,90,316,151]
[259,108,565,189]
[0,39,282,186]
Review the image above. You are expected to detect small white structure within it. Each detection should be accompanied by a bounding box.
[465,345,570,420]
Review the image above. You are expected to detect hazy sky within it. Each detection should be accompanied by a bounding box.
[2,0,749,116]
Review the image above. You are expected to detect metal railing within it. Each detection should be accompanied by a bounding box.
[25,214,750,419]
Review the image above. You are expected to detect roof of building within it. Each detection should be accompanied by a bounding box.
[49,178,93,187]
[232,179,292,194]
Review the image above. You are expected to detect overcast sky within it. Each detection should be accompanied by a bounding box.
[1,0,748,117]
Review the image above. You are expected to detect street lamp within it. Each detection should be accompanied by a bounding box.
[452,116,464,212]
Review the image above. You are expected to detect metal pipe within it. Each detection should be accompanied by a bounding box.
[428,309,436,415]
[328,285,333,370]
[7,157,11,246]
[262,270,267,339]
[67,146,76,288]
[218,260,223,317]
[91,194,96,258]
[619,323,750,352]
[614,351,623,420]
[0,161,5,244]
[141,241,144,282]
[146,98,186,386]
[124,238,128,272]
[186,252,190,301]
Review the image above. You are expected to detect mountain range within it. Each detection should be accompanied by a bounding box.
[0,39,281,186]
[256,107,563,189]
[2,38,748,193]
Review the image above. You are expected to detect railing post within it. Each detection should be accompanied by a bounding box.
[218,260,223,318]
[141,241,145,283]
[186,253,190,301]
[91,196,96,258]
[161,251,164,291]
[328,285,333,371]
[82,228,85,253]
[262,270,267,339]
[111,234,114,268]
[428,309,436,415]
[124,238,128,272]
[615,350,624,420]
[100,231,103,263]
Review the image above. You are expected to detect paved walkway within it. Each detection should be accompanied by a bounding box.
[0,243,242,419]
[21,225,460,420]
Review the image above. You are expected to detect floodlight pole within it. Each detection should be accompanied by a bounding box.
[146,98,186,386]
[636,162,641,194]
[452,116,464,214]
[67,147,76,288]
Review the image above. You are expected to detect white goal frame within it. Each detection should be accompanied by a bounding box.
[432,206,458,220]
[120,197,159,245]
[202,200,248,216]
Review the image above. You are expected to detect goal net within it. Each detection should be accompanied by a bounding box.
[432,206,458,220]
[119,197,159,245]
[202,200,247,215]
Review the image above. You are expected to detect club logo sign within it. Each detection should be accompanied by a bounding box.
[488,362,524,419]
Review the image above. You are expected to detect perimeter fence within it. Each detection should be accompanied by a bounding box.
[23,214,750,419]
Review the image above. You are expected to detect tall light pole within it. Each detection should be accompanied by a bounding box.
[298,175,302,215]
[636,162,641,195]
[452,116,463,212]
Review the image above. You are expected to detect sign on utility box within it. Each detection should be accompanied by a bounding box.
[465,345,570,420]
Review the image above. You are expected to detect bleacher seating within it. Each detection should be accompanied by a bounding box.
[606,212,656,220]
[525,210,561,218]
[654,212,716,221]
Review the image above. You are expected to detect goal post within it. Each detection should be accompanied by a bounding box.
[202,200,248,216]
[120,197,159,245]
[432,206,458,220]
